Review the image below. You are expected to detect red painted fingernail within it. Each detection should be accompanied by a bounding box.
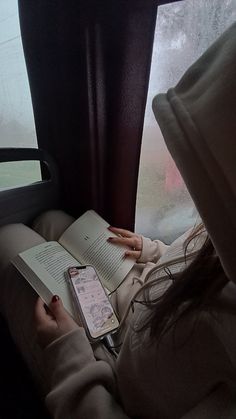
[51,295,60,303]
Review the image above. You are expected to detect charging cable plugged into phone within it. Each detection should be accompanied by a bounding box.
[102,334,119,358]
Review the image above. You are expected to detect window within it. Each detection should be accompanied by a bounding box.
[135,0,236,243]
[0,0,41,188]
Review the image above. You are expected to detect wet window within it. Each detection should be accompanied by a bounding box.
[0,0,40,187]
[135,0,236,243]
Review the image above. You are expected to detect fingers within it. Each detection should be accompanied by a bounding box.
[108,226,142,260]
[108,236,139,248]
[35,297,49,326]
[35,296,79,349]
[125,250,141,259]
[49,295,81,331]
[108,226,134,238]
[108,236,142,260]
[35,296,68,326]
[49,295,69,322]
[108,226,142,248]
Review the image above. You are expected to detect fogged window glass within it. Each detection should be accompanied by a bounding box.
[0,0,40,187]
[135,0,236,243]
[0,161,41,190]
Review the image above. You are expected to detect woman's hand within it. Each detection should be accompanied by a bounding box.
[35,295,80,349]
[108,227,142,260]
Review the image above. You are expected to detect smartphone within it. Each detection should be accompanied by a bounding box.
[67,265,119,341]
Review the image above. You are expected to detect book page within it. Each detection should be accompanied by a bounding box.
[59,210,135,291]
[12,241,79,316]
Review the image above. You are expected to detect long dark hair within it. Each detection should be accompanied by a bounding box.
[138,225,229,342]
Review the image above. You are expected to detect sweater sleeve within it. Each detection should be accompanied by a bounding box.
[137,236,170,264]
[44,328,130,419]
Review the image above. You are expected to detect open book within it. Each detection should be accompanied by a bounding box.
[12,210,135,317]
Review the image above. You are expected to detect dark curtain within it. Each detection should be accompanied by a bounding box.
[18,0,159,229]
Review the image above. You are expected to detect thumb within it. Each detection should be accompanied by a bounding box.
[49,295,80,333]
[49,295,68,322]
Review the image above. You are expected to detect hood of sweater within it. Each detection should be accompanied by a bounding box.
[152,22,236,282]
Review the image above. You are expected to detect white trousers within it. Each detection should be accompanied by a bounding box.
[0,210,74,394]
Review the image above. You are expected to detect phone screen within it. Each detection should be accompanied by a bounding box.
[67,266,119,340]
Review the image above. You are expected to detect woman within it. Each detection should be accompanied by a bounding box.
[0,22,236,419]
